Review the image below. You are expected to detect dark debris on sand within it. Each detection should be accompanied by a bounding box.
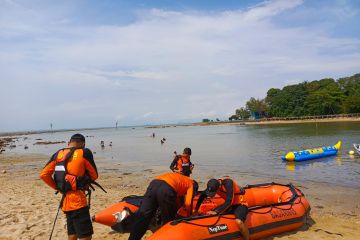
[33,141,65,145]
[0,137,17,154]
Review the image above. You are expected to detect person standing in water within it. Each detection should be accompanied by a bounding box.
[170,147,194,177]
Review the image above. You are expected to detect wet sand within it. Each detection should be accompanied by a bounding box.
[0,153,359,240]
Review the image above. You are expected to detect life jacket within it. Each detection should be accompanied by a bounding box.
[217,178,246,205]
[174,155,193,176]
[156,172,194,197]
[53,148,91,194]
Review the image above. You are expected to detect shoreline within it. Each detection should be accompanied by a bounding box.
[1,153,360,239]
[193,116,360,127]
[1,117,359,137]
[0,127,112,137]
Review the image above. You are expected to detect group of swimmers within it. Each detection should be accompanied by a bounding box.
[100,141,112,148]
[151,132,167,145]
[40,133,249,240]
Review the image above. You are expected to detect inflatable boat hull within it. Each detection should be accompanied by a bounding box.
[282,141,341,162]
[93,183,310,239]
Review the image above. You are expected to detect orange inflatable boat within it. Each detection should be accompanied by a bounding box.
[93,183,310,239]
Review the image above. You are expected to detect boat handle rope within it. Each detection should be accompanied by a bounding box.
[298,195,309,214]
[176,197,299,227]
[275,194,302,210]
[278,188,292,203]
[176,194,301,226]
[249,205,273,215]
[178,195,302,228]
[245,182,291,189]
[249,189,302,214]
[173,184,303,226]
[249,201,296,215]
[173,214,223,227]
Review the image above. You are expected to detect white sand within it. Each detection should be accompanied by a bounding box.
[0,154,359,240]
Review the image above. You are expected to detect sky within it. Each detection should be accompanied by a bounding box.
[1,0,360,132]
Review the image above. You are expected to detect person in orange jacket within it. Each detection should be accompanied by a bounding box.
[40,134,98,240]
[169,147,194,176]
[128,172,198,240]
[195,178,249,240]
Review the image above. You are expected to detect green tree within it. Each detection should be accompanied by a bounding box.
[232,73,360,119]
[245,98,268,117]
[235,107,250,119]
[342,96,360,113]
[304,80,345,115]
[266,83,307,117]
[338,74,360,113]
[229,115,239,121]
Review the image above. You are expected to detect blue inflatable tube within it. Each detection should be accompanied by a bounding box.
[282,141,341,162]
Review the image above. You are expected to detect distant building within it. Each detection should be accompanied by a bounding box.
[250,112,267,120]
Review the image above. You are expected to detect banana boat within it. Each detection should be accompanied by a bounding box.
[282,141,341,162]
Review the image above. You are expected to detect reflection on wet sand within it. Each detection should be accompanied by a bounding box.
[285,156,341,171]
[286,161,296,171]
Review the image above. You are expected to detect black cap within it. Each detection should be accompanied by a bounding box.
[183,147,191,156]
[205,179,220,197]
[70,133,85,143]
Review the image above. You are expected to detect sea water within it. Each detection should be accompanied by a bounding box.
[4,122,360,188]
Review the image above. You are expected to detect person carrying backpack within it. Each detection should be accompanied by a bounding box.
[40,133,98,240]
[170,147,194,176]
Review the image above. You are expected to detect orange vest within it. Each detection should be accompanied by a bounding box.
[155,172,194,197]
[175,155,191,171]
[40,148,98,212]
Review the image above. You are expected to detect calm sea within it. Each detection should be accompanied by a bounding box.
[4,122,360,188]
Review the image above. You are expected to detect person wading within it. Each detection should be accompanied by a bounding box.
[128,172,198,240]
[169,147,194,177]
[40,134,98,240]
[195,178,250,240]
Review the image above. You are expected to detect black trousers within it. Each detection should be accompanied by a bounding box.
[128,180,178,240]
[65,206,93,238]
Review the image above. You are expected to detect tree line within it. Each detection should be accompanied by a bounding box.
[230,73,360,120]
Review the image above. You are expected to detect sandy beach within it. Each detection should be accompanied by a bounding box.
[0,153,359,240]
[192,117,360,127]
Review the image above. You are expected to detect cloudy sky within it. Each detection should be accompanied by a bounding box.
[1,0,360,132]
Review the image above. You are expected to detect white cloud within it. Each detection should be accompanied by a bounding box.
[95,70,172,81]
[243,0,304,21]
[115,114,125,121]
[0,0,360,131]
[142,112,155,118]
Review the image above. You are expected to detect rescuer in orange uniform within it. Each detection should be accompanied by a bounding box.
[196,178,250,240]
[128,172,198,240]
[40,134,98,240]
[169,147,194,176]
